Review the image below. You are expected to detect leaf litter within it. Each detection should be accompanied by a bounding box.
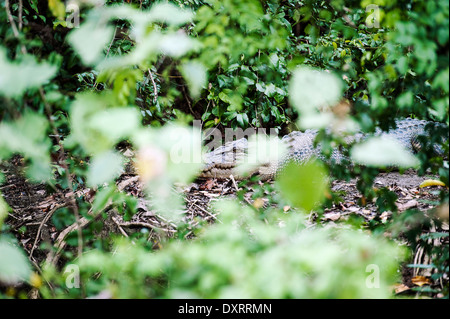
[1,157,448,297]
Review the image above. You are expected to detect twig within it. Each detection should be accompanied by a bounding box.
[45,216,91,266]
[6,0,83,257]
[229,174,240,192]
[342,14,356,28]
[192,202,219,222]
[18,0,23,31]
[118,220,177,233]
[243,197,253,207]
[148,68,158,104]
[28,255,55,299]
[5,0,19,38]
[342,6,357,28]
[111,216,129,237]
[117,175,140,191]
[39,87,84,258]
[29,203,66,258]
[104,26,117,58]
[5,0,26,54]
[93,26,117,91]
[45,203,114,267]
[182,85,194,115]
[155,213,178,229]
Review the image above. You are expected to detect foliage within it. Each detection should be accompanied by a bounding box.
[41,201,407,299]
[0,0,448,299]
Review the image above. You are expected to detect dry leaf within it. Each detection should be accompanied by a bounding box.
[380,211,392,222]
[396,199,419,212]
[411,276,431,287]
[346,206,360,213]
[200,192,221,198]
[419,179,446,188]
[324,212,341,221]
[200,179,216,191]
[117,175,140,191]
[393,283,410,294]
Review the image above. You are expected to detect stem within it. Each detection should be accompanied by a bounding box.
[18,0,23,31]
[39,88,84,258]
[5,0,26,54]
[148,68,158,104]
[6,0,83,258]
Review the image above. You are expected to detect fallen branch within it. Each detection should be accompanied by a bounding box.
[45,216,91,267]
[117,220,177,234]
[29,203,66,258]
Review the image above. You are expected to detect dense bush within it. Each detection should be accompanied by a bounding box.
[40,201,407,299]
[0,0,448,299]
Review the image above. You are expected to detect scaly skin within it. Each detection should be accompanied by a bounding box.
[200,118,447,180]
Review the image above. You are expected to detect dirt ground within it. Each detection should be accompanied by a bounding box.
[1,160,448,297]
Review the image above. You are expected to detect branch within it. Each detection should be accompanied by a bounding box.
[6,0,84,258]
[18,0,23,31]
[148,68,158,104]
[5,0,26,54]
[39,88,84,258]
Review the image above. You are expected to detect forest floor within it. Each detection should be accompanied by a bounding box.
[1,158,448,298]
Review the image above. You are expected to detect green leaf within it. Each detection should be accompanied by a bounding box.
[433,68,449,93]
[89,107,142,143]
[235,113,250,128]
[351,136,420,168]
[158,33,196,58]
[68,93,110,154]
[0,195,10,228]
[68,17,114,65]
[163,126,204,184]
[26,159,52,182]
[131,125,203,223]
[289,67,343,120]
[396,91,413,109]
[264,83,277,97]
[91,185,116,214]
[180,61,207,99]
[297,112,334,130]
[0,112,52,181]
[148,3,194,26]
[87,151,124,187]
[0,47,57,97]
[0,241,32,284]
[276,160,328,211]
[132,125,203,185]
[396,56,409,74]
[219,89,243,111]
[48,0,66,20]
[236,135,287,178]
[68,93,141,155]
[255,83,264,93]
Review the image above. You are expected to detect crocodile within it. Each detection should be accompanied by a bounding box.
[200,118,448,180]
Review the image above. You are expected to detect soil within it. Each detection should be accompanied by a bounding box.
[1,159,448,298]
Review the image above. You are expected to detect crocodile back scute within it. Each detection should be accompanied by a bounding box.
[200,118,448,180]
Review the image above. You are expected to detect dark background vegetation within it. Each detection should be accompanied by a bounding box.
[0,0,448,299]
